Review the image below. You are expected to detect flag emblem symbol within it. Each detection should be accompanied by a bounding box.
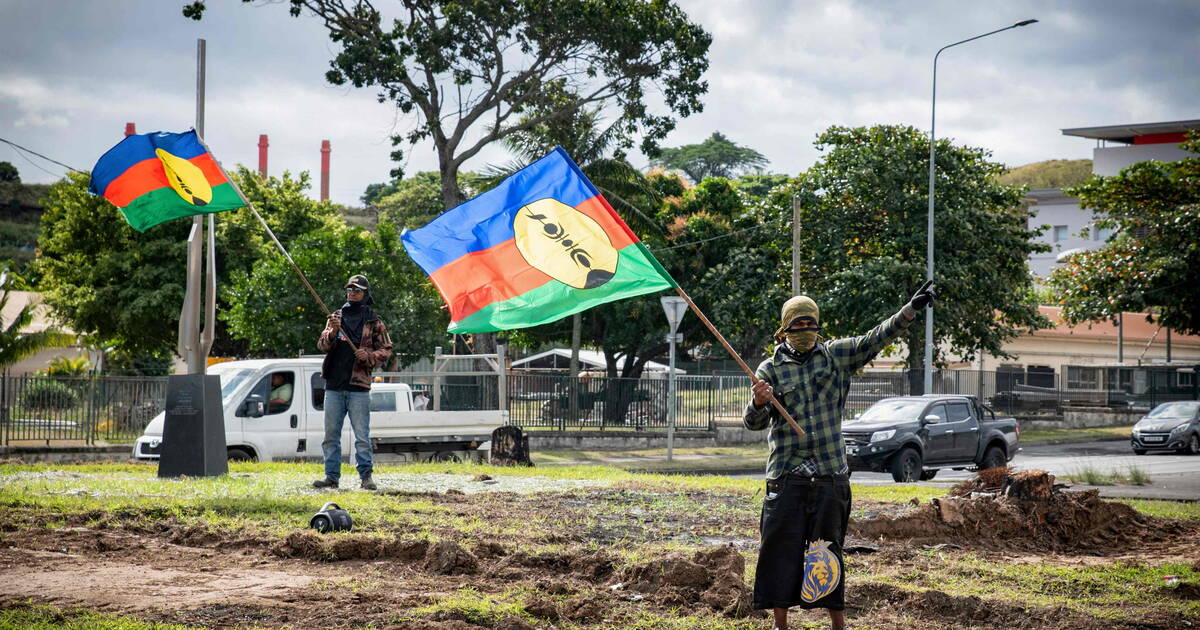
[800,539,840,603]
[513,198,618,290]
[155,148,212,206]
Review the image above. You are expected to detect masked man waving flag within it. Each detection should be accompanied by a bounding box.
[745,281,935,630]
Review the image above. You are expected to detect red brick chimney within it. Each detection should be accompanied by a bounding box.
[124,122,137,137]
[320,140,331,202]
[258,134,269,178]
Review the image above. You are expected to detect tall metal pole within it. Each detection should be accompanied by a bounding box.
[925,19,1037,394]
[179,38,208,375]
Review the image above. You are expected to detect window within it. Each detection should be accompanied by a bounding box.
[925,404,947,423]
[1179,371,1196,388]
[1052,225,1069,242]
[1067,366,1099,390]
[237,371,294,417]
[311,373,326,410]
[1094,225,1114,241]
[370,392,397,412]
[946,402,972,423]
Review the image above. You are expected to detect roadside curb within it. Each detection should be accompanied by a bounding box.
[1021,435,1129,447]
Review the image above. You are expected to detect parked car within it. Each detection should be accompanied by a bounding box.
[841,394,1020,482]
[1130,400,1200,455]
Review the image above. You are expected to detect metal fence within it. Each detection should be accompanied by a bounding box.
[1,374,168,445]
[5,364,1195,444]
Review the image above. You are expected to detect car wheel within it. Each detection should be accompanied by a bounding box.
[227,447,255,462]
[890,448,922,483]
[1179,433,1200,455]
[1133,449,1147,455]
[919,469,939,481]
[979,445,1006,470]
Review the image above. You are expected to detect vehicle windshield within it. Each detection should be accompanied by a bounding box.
[1147,401,1199,418]
[849,399,927,423]
[210,368,256,401]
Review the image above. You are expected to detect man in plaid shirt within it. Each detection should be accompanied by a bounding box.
[745,281,935,630]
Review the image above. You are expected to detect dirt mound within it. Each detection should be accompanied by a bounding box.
[271,531,430,561]
[423,540,479,575]
[618,545,750,617]
[500,549,615,582]
[852,469,1183,553]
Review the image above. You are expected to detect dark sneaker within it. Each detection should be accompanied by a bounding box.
[360,475,377,491]
[312,477,339,489]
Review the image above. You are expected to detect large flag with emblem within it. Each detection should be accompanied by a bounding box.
[401,147,677,333]
[88,130,245,231]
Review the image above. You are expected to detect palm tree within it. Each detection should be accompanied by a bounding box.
[0,271,75,370]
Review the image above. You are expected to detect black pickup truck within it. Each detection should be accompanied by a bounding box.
[841,394,1020,482]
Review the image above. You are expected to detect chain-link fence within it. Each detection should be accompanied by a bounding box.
[1,374,168,445]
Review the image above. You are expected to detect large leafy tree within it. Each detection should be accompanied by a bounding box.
[184,0,711,211]
[222,221,445,364]
[790,125,1049,368]
[1047,134,1200,334]
[376,171,482,231]
[36,172,192,358]
[651,131,769,184]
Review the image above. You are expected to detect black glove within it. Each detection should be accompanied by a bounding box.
[909,280,937,310]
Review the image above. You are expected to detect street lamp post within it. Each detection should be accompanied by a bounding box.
[924,19,1037,394]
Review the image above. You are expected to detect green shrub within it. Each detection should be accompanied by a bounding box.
[20,380,81,410]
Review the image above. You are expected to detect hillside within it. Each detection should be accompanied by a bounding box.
[1000,159,1093,190]
[0,181,51,271]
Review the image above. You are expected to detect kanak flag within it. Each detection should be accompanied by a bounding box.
[401,148,676,333]
[89,130,244,231]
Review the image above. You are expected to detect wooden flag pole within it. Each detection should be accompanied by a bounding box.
[194,133,359,352]
[673,286,806,438]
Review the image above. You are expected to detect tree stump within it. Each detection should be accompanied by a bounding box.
[1002,469,1055,500]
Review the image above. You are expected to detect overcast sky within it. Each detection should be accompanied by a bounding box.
[2,0,1197,206]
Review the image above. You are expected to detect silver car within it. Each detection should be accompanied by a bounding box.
[1131,401,1200,455]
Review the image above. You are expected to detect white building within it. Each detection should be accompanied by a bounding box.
[1027,119,1199,279]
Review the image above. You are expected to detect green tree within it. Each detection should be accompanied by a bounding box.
[1046,134,1200,334]
[790,125,1049,368]
[377,171,482,231]
[651,132,769,184]
[361,178,402,206]
[0,162,18,183]
[36,172,191,358]
[222,221,446,363]
[184,0,711,211]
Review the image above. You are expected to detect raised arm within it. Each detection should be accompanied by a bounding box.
[828,281,936,373]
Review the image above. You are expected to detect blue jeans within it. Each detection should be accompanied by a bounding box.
[322,389,372,481]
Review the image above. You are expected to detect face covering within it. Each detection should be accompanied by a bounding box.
[774,295,821,353]
[785,330,818,353]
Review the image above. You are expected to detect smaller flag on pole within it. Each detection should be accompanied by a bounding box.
[89,130,245,231]
[401,147,676,333]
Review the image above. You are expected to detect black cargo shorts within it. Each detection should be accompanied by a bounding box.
[752,472,852,611]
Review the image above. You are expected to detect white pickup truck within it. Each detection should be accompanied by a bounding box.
[132,357,505,463]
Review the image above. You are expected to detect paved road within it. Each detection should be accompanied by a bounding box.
[838,440,1199,500]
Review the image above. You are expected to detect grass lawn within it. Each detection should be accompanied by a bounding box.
[1020,424,1134,443]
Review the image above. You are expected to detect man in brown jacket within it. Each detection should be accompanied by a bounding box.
[312,274,393,490]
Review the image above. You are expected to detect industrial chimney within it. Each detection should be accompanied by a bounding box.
[320,140,331,202]
[258,134,269,178]
[124,122,137,137]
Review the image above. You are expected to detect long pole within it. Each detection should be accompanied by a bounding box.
[666,319,678,461]
[926,19,1037,394]
[673,287,805,438]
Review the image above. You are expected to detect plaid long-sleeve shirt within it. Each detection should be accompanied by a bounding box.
[744,308,915,479]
